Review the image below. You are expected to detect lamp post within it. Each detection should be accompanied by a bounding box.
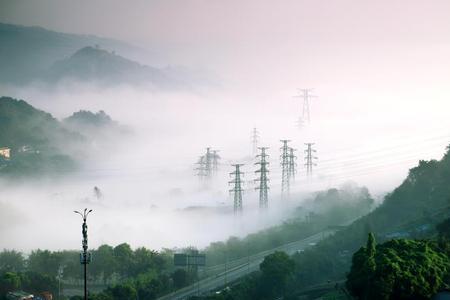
[74,208,92,300]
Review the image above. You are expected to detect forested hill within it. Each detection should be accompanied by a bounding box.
[0,96,82,150]
[292,145,450,289]
[0,97,120,176]
[44,46,174,87]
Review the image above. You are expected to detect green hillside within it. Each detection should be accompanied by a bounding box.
[0,96,121,176]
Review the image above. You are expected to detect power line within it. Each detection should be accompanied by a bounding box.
[255,147,270,209]
[229,164,244,215]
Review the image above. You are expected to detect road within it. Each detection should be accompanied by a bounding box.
[157,228,337,300]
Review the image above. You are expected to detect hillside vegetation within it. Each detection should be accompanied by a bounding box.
[0,97,120,176]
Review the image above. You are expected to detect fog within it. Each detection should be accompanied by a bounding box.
[1,0,450,252]
[1,81,449,252]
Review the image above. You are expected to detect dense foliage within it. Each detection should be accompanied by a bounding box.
[0,97,122,176]
[0,271,58,300]
[347,235,450,300]
[0,244,190,300]
[287,146,450,291]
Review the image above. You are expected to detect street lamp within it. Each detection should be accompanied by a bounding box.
[74,208,93,300]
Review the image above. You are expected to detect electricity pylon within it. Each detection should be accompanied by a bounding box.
[195,155,206,180]
[296,117,305,129]
[304,143,318,178]
[212,150,221,175]
[205,147,212,178]
[229,164,244,215]
[195,148,214,180]
[255,147,269,209]
[294,89,317,125]
[288,147,297,181]
[280,140,291,197]
[251,128,260,156]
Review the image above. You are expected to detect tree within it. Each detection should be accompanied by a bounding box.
[172,269,189,289]
[0,272,21,296]
[259,251,295,297]
[0,250,25,272]
[27,250,62,277]
[91,244,116,283]
[20,271,58,296]
[113,243,133,278]
[347,238,450,300]
[346,233,377,300]
[106,283,137,300]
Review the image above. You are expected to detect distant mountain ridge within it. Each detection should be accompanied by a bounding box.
[44,46,180,88]
[0,22,155,85]
[0,22,219,90]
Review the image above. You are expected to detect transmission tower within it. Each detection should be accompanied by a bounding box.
[229,164,244,215]
[304,143,318,178]
[195,147,215,181]
[212,150,221,175]
[294,89,317,125]
[204,147,212,178]
[195,155,206,180]
[255,147,269,209]
[280,140,291,197]
[251,128,260,156]
[296,117,305,129]
[288,147,297,181]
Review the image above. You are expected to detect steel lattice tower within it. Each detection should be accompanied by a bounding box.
[251,128,260,156]
[280,140,291,197]
[195,155,206,180]
[304,143,318,178]
[294,89,317,125]
[212,150,220,175]
[255,147,269,209]
[229,164,244,215]
[288,147,297,181]
[204,147,212,178]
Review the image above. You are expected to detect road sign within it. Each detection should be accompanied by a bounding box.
[174,253,206,266]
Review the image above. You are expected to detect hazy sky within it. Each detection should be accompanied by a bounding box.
[1,0,449,95]
[1,0,450,67]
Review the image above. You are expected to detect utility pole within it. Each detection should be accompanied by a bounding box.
[304,143,318,178]
[288,147,297,181]
[251,128,260,156]
[280,140,291,198]
[255,147,269,209]
[74,209,92,300]
[294,89,317,125]
[229,164,244,215]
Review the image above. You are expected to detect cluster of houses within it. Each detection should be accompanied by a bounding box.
[6,291,52,300]
[0,145,40,168]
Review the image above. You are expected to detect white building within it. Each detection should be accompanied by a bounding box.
[0,147,11,159]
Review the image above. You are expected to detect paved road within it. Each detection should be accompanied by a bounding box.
[157,229,337,300]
